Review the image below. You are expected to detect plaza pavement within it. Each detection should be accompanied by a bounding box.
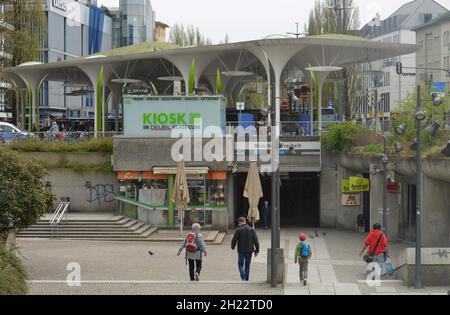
[18,228,450,295]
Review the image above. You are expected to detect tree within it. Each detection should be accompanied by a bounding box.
[2,0,47,66]
[305,0,360,119]
[0,148,54,234]
[169,23,212,47]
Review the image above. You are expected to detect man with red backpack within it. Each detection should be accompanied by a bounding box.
[177,223,207,281]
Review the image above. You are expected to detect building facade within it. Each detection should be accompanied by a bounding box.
[41,0,112,120]
[414,12,450,90]
[111,0,155,49]
[0,2,13,121]
[358,0,447,119]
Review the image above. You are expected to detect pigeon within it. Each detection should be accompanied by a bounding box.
[322,232,327,237]
[315,230,319,237]
[148,251,154,256]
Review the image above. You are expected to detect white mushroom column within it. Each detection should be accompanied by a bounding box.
[305,66,342,135]
[14,70,48,131]
[107,83,123,132]
[78,64,112,135]
[166,55,215,94]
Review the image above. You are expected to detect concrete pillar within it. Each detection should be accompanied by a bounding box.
[422,175,450,247]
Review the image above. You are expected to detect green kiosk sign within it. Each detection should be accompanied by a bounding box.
[124,96,226,137]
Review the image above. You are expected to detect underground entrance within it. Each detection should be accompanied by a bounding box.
[234,172,320,228]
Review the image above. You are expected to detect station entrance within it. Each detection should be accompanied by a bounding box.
[234,172,320,227]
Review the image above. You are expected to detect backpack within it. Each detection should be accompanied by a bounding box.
[185,232,198,252]
[299,243,311,258]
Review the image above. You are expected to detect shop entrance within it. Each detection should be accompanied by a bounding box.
[234,172,320,227]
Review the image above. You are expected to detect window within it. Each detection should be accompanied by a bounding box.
[424,14,432,24]
[0,125,14,133]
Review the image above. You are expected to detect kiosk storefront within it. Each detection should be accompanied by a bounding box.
[117,169,228,229]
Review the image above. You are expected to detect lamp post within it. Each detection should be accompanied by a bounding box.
[382,135,388,234]
[415,86,424,289]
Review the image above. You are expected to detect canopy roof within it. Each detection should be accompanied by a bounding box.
[7,34,418,93]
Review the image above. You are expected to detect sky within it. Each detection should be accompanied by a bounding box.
[97,0,450,43]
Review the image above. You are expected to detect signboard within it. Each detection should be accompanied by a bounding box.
[349,177,370,192]
[236,102,245,111]
[52,0,66,11]
[342,194,361,206]
[431,82,446,97]
[123,96,226,137]
[342,179,350,193]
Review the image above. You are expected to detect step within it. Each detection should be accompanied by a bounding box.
[17,234,151,239]
[35,222,128,226]
[17,231,141,236]
[128,222,145,232]
[140,227,158,238]
[22,225,134,231]
[205,231,219,242]
[213,232,227,245]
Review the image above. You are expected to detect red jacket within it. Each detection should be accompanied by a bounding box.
[364,230,388,256]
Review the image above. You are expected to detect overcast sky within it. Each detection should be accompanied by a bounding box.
[97,0,450,43]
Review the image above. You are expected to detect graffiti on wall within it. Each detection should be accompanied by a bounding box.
[86,183,116,204]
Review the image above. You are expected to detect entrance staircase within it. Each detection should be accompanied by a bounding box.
[17,214,226,244]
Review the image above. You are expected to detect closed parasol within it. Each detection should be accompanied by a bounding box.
[244,162,263,228]
[172,157,190,233]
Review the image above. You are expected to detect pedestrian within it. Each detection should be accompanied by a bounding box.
[231,217,260,281]
[260,201,270,229]
[177,223,207,281]
[360,223,390,277]
[295,233,312,286]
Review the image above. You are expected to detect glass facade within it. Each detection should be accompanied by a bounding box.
[119,0,155,47]
[117,172,227,228]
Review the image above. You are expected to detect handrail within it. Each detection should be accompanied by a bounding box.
[50,202,70,239]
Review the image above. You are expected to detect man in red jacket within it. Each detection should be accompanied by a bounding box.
[360,223,390,269]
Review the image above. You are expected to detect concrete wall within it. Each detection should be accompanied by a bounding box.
[320,150,338,227]
[369,174,400,241]
[19,152,117,213]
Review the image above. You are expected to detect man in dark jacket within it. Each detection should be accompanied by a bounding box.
[231,217,260,281]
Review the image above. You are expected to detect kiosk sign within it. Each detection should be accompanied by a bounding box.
[123,96,226,137]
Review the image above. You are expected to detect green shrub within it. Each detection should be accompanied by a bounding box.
[7,137,113,154]
[392,86,449,151]
[322,122,371,153]
[0,148,54,233]
[0,245,28,295]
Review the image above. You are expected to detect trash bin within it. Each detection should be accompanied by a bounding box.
[61,197,70,203]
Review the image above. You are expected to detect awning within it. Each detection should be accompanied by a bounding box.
[153,167,209,175]
[117,171,140,180]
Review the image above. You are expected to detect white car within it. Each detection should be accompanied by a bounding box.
[0,122,34,142]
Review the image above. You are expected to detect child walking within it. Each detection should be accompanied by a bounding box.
[294,233,312,286]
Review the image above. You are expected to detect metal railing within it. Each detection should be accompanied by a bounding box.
[0,131,123,144]
[49,202,70,239]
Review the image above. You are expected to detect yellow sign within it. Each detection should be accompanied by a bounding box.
[342,179,350,193]
[349,177,370,192]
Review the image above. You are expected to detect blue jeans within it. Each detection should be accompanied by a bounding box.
[238,253,252,281]
[261,209,270,228]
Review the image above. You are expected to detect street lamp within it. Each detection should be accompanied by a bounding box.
[442,140,450,157]
[415,85,423,289]
[305,66,343,134]
[286,22,308,38]
[260,104,278,288]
